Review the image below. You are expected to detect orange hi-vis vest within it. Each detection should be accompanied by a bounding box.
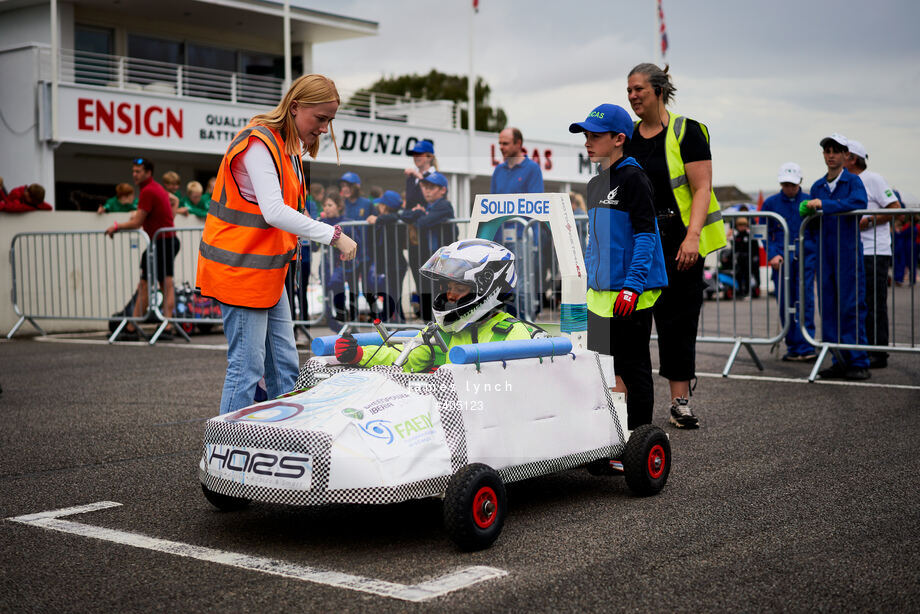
[196,123,306,308]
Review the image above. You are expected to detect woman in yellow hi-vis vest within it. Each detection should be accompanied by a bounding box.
[625,63,727,430]
[196,74,357,415]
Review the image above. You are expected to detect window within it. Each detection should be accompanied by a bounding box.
[74,25,114,85]
[127,34,183,90]
[186,43,236,100]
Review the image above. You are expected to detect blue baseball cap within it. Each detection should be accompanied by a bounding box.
[339,171,361,185]
[408,140,434,155]
[568,104,634,139]
[421,172,448,188]
[375,190,403,209]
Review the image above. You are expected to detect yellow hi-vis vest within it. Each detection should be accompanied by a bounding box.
[638,112,727,257]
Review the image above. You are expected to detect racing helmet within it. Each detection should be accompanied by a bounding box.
[420,239,516,332]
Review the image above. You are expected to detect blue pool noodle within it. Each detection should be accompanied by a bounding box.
[312,330,419,356]
[448,337,573,364]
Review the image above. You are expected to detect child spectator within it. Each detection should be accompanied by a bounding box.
[569,103,668,430]
[0,179,52,212]
[202,176,217,201]
[306,182,324,218]
[182,181,210,219]
[338,171,373,320]
[97,182,137,214]
[366,190,409,322]
[732,217,760,297]
[399,172,457,322]
[319,193,351,331]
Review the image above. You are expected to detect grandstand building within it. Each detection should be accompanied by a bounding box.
[0,0,591,215]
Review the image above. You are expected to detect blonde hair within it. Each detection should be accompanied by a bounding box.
[162,171,180,185]
[569,191,586,213]
[251,74,341,160]
[186,181,203,195]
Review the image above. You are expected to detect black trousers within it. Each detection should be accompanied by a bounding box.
[588,308,654,429]
[864,254,891,360]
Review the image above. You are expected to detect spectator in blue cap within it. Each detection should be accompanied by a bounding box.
[367,189,409,322]
[400,171,457,321]
[337,170,373,325]
[569,103,668,431]
[405,139,438,211]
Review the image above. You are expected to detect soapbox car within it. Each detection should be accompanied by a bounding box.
[199,328,671,551]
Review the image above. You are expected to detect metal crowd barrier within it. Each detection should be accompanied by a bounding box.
[799,207,920,381]
[315,218,467,333]
[7,229,155,341]
[9,208,919,380]
[699,210,789,375]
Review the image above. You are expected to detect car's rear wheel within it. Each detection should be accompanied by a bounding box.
[201,483,250,511]
[622,424,671,496]
[443,463,506,551]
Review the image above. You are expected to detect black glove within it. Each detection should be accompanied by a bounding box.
[334,333,363,364]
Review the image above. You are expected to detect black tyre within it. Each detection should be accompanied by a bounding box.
[198,324,214,334]
[622,424,671,496]
[201,483,251,511]
[443,463,506,551]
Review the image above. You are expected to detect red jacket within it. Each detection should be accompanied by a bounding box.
[1,185,52,212]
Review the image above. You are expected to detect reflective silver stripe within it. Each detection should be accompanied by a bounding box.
[208,198,271,229]
[705,209,723,226]
[199,241,295,270]
[251,125,285,193]
[227,127,255,153]
[670,174,688,189]
[673,115,685,140]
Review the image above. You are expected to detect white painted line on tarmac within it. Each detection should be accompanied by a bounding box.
[33,334,229,350]
[7,501,507,602]
[696,371,920,391]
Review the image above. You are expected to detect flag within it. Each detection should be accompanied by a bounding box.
[473,0,479,13]
[757,190,764,211]
[657,0,668,57]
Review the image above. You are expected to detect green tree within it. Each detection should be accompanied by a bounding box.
[353,70,507,131]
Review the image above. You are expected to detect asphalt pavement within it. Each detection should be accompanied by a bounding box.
[1,330,918,613]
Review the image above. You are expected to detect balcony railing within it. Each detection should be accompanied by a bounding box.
[59,48,459,129]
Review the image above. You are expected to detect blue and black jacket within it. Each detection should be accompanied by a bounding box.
[585,156,668,293]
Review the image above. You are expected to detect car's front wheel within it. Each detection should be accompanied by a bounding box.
[443,463,506,551]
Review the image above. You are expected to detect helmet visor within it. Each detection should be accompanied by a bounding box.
[420,247,479,283]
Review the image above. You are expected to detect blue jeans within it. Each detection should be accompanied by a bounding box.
[219,288,299,415]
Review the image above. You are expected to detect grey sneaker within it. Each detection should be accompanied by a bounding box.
[669,397,699,429]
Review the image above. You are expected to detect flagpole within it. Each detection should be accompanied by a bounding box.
[467,1,476,218]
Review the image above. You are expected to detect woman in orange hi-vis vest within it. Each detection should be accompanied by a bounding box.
[196,74,357,415]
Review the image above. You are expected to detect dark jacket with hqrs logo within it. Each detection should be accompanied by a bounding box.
[585,156,668,293]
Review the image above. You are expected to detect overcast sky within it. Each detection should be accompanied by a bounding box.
[310,0,920,201]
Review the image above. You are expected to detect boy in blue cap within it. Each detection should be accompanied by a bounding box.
[367,189,409,322]
[400,172,457,321]
[569,104,668,430]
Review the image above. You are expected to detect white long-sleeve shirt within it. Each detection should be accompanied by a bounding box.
[230,139,335,244]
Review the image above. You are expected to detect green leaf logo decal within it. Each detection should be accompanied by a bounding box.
[342,407,364,420]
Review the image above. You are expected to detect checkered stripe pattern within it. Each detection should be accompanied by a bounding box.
[498,445,621,484]
[293,358,349,390]
[594,351,627,459]
[201,362,470,506]
[200,419,333,505]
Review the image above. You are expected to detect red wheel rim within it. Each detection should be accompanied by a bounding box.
[647,444,666,479]
[472,486,498,529]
